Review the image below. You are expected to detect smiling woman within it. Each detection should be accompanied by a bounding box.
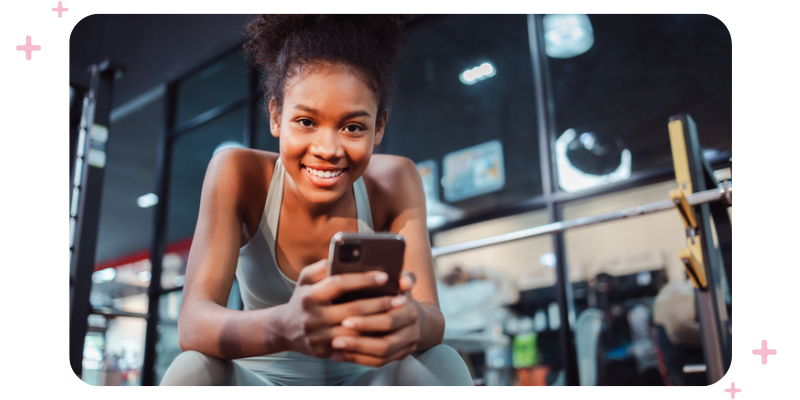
[158,15,473,386]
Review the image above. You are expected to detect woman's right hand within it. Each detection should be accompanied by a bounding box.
[275,259,396,358]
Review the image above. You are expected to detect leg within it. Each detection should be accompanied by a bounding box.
[159,351,276,386]
[342,344,473,386]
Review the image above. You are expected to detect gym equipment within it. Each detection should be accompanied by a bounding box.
[69,60,124,378]
[431,113,732,385]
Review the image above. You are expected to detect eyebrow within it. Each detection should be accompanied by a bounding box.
[291,104,372,120]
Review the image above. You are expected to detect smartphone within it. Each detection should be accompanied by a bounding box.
[328,231,406,304]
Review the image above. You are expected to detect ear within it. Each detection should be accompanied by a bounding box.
[268,98,281,138]
[374,109,389,146]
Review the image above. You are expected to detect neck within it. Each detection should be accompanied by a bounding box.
[282,172,354,223]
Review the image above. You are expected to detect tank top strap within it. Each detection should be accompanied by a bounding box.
[264,157,285,258]
[353,176,375,233]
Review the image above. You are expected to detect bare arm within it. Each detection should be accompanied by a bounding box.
[177,149,288,359]
[383,157,444,351]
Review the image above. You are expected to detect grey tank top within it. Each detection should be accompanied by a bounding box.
[233,157,373,384]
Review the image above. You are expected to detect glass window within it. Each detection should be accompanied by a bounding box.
[165,106,247,244]
[387,15,542,226]
[90,92,164,319]
[562,180,694,385]
[432,210,566,385]
[163,107,247,289]
[547,14,731,193]
[81,316,147,386]
[175,50,251,126]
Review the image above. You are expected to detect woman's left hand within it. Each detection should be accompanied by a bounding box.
[329,271,420,367]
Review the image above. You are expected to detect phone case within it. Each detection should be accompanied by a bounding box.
[328,232,406,304]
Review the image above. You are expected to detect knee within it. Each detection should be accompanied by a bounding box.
[430,344,460,357]
[159,351,233,386]
[418,344,463,365]
[413,344,474,386]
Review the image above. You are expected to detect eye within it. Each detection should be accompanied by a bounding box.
[297,118,315,128]
[343,124,364,133]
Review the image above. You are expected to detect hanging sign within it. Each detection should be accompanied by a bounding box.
[442,140,505,202]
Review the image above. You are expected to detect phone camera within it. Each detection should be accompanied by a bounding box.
[339,244,362,263]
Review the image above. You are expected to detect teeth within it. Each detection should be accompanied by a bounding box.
[306,167,343,179]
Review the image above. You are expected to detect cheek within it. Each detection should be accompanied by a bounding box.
[279,133,307,157]
[344,140,374,165]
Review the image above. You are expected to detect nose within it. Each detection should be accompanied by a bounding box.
[309,129,345,160]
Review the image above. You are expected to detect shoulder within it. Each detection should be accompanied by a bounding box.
[202,147,278,206]
[363,154,423,195]
[363,154,426,229]
[207,147,277,174]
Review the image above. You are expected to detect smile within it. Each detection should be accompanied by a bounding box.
[305,166,345,179]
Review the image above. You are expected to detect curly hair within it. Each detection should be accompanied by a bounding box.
[243,15,407,116]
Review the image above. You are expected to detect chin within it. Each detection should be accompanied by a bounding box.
[303,189,347,206]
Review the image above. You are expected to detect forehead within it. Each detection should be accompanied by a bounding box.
[283,63,380,113]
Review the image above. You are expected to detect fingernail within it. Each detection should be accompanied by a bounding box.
[332,339,347,349]
[342,319,355,328]
[375,272,388,283]
[391,296,406,307]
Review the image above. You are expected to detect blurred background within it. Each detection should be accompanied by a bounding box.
[69,14,731,386]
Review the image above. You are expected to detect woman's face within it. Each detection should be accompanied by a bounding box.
[270,63,387,207]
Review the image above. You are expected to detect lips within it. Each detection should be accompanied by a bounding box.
[302,165,347,188]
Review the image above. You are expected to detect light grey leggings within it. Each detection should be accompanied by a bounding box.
[160,344,473,386]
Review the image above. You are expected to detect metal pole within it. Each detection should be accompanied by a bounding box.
[140,81,177,386]
[432,185,731,259]
[528,14,579,386]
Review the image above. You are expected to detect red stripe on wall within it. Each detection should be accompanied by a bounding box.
[93,237,193,271]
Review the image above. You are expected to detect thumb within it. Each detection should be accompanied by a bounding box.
[297,259,329,285]
[399,271,416,293]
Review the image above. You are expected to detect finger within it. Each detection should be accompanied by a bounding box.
[331,343,417,367]
[318,296,394,325]
[399,271,416,292]
[341,304,416,333]
[297,259,329,285]
[305,325,360,352]
[303,324,361,358]
[330,325,414,357]
[308,271,389,303]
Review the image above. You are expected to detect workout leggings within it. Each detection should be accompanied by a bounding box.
[159,344,473,386]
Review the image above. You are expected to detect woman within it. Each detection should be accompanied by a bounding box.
[160,15,473,386]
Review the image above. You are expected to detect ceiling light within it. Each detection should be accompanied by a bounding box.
[137,193,159,208]
[460,62,496,85]
[543,14,594,58]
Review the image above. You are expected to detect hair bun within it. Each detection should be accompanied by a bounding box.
[243,15,407,112]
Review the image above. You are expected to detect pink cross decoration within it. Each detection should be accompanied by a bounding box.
[52,2,68,18]
[725,382,741,399]
[16,36,41,61]
[752,339,777,364]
